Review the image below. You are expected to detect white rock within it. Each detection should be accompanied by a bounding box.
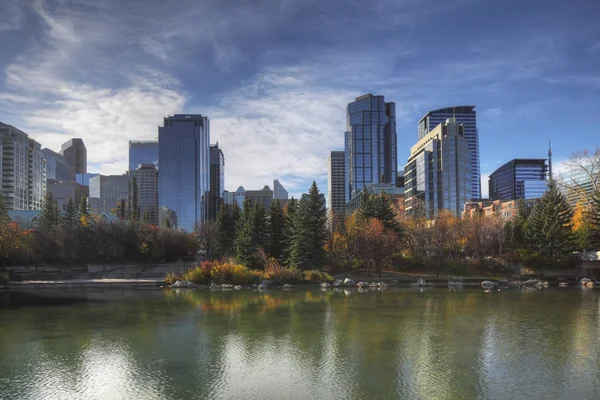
[260,280,272,287]
[481,280,497,288]
[320,282,333,289]
[234,285,242,290]
[333,279,343,287]
[222,284,234,289]
[378,282,388,288]
[282,284,294,290]
[559,282,568,287]
[357,281,369,288]
[343,278,355,286]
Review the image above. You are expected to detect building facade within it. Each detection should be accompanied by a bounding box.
[488,159,548,201]
[76,173,100,187]
[405,117,471,218]
[158,114,210,231]
[418,106,480,199]
[60,138,87,180]
[344,94,397,203]
[208,144,225,220]
[273,180,288,200]
[47,181,89,210]
[557,166,600,206]
[88,174,130,214]
[463,198,538,219]
[345,182,404,215]
[132,164,158,225]
[0,122,46,210]
[129,140,158,171]
[42,148,70,183]
[327,150,346,228]
[246,185,274,210]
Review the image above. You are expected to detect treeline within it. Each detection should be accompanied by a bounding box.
[0,193,198,267]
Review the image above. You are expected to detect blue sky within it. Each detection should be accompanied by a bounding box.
[1,0,599,198]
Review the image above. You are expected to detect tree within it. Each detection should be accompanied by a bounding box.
[61,197,79,231]
[79,196,89,216]
[234,199,265,269]
[195,221,217,261]
[526,180,575,258]
[589,190,600,249]
[142,209,151,225]
[0,221,22,266]
[357,189,402,234]
[572,201,591,250]
[558,145,600,206]
[267,199,286,260]
[507,198,531,251]
[282,197,298,265]
[0,191,9,222]
[215,203,240,258]
[355,218,399,277]
[129,176,139,221]
[289,182,327,270]
[38,192,59,232]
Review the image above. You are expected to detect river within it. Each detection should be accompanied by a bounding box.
[1,287,599,399]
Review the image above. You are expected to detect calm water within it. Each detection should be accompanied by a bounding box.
[1,287,600,400]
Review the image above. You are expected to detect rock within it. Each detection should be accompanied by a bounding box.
[542,281,549,288]
[579,278,592,286]
[390,280,399,286]
[559,282,569,288]
[172,280,195,288]
[343,278,355,286]
[282,284,294,290]
[257,284,269,290]
[333,279,343,287]
[585,281,596,288]
[523,279,541,287]
[222,284,234,290]
[411,278,427,288]
[481,280,497,288]
[171,280,184,288]
[497,279,509,286]
[320,282,333,289]
[378,282,388,288]
[252,284,258,289]
[357,281,369,288]
[369,282,378,288]
[210,283,219,290]
[260,280,272,287]
[234,285,242,290]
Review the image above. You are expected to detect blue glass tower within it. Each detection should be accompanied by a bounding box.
[489,159,548,201]
[129,140,158,171]
[158,114,210,231]
[344,94,397,203]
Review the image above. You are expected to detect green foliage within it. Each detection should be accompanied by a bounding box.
[282,197,298,265]
[289,182,327,270]
[130,177,139,222]
[525,180,575,258]
[302,269,333,283]
[215,203,240,258]
[39,192,59,231]
[0,272,9,285]
[358,189,402,234]
[61,197,79,231]
[590,190,600,249]
[184,260,266,284]
[235,200,267,269]
[507,198,530,250]
[519,249,579,273]
[164,272,181,285]
[263,256,301,283]
[267,199,286,259]
[0,191,9,222]
[79,196,89,216]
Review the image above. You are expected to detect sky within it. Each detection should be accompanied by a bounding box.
[1,0,599,198]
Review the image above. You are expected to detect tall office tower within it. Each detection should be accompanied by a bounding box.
[327,151,346,228]
[489,159,548,201]
[418,106,480,199]
[132,164,159,225]
[0,122,46,210]
[246,185,274,210]
[129,140,159,171]
[76,173,100,187]
[208,143,225,220]
[47,181,89,210]
[42,148,70,183]
[404,117,471,218]
[60,138,87,180]
[158,114,210,231]
[344,94,397,203]
[273,180,288,200]
[88,174,130,214]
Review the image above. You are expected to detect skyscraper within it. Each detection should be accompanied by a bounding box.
[489,159,548,201]
[60,138,87,180]
[0,122,46,210]
[273,180,288,200]
[132,164,158,225]
[405,117,471,218]
[327,151,346,228]
[418,106,480,198]
[88,174,130,214]
[158,114,210,231]
[344,94,397,203]
[42,148,70,183]
[129,140,159,171]
[208,143,224,220]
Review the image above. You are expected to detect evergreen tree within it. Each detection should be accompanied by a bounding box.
[130,177,139,221]
[0,191,9,222]
[215,203,240,258]
[267,199,286,260]
[589,190,600,249]
[289,182,327,270]
[358,190,401,234]
[142,209,150,225]
[525,180,575,257]
[282,197,298,265]
[79,196,89,216]
[61,197,79,231]
[234,199,265,269]
[508,198,531,249]
[252,203,267,249]
[39,192,59,231]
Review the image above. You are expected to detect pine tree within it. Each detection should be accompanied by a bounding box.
[525,180,575,258]
[358,190,401,234]
[39,192,59,232]
[289,182,327,270]
[282,197,298,265]
[130,176,139,221]
[61,197,79,231]
[509,198,531,249]
[267,199,286,260]
[589,189,600,249]
[0,191,9,222]
[79,196,89,216]
[234,199,265,269]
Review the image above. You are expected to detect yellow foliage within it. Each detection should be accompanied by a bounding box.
[572,201,589,232]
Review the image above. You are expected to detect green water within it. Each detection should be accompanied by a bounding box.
[1,287,599,400]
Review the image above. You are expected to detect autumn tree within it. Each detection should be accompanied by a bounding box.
[572,201,592,250]
[355,218,399,277]
[0,222,22,267]
[558,145,600,206]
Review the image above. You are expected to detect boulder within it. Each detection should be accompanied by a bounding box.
[369,282,378,288]
[559,282,569,288]
[378,282,388,288]
[579,278,592,286]
[222,284,234,290]
[257,284,269,290]
[585,281,596,288]
[234,285,242,290]
[390,280,399,286]
[282,284,294,290]
[333,279,344,287]
[481,280,497,288]
[411,278,427,288]
[321,282,333,289]
[260,280,272,287]
[172,280,186,288]
[542,281,549,288]
[343,278,355,286]
[357,281,369,288]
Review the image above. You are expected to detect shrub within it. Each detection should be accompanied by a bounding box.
[164,272,180,285]
[264,258,301,283]
[302,269,333,283]
[0,273,9,285]
[182,260,220,284]
[207,260,266,284]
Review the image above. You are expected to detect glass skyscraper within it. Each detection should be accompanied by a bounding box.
[129,140,158,171]
[208,144,224,221]
[488,159,548,201]
[158,114,210,232]
[344,94,397,203]
[60,138,87,181]
[418,106,480,199]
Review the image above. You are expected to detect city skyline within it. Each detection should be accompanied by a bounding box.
[0,0,599,198]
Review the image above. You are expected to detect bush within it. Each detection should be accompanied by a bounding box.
[264,258,301,283]
[164,272,181,285]
[210,261,265,284]
[302,269,333,283]
[0,273,8,285]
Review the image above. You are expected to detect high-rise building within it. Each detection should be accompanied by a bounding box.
[327,151,346,228]
[405,117,471,218]
[47,181,89,210]
[557,166,600,206]
[344,94,397,203]
[208,144,225,220]
[132,164,158,225]
[129,140,159,171]
[488,159,548,201]
[42,148,70,183]
[273,180,288,200]
[246,185,273,210]
[76,173,100,187]
[418,106,480,198]
[0,122,46,210]
[60,138,87,180]
[158,114,210,231]
[88,174,130,214]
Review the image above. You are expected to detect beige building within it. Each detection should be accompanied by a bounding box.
[132,164,158,224]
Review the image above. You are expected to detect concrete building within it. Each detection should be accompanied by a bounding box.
[327,150,346,228]
[246,185,274,210]
[158,114,210,232]
[345,94,397,203]
[76,173,100,187]
[42,148,70,184]
[47,181,89,210]
[463,198,538,219]
[418,106,480,199]
[489,159,548,201]
[208,144,225,220]
[223,190,235,205]
[132,164,158,225]
[0,122,46,210]
[273,180,288,200]
[89,174,130,214]
[129,140,158,171]
[60,139,87,180]
[405,117,471,218]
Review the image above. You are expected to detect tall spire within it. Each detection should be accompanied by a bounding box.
[548,140,553,181]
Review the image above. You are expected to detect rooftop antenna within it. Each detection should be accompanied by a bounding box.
[548,140,553,181]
